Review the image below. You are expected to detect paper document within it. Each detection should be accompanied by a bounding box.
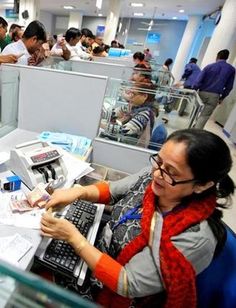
[61,150,93,187]
[0,233,32,265]
[0,192,45,229]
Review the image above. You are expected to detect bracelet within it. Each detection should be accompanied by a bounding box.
[77,238,88,254]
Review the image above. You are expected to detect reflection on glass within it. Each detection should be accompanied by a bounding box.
[99,78,203,151]
[0,260,96,308]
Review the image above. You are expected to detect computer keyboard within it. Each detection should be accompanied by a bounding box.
[43,200,97,274]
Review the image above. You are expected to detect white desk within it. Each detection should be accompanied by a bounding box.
[0,129,40,270]
[0,128,104,285]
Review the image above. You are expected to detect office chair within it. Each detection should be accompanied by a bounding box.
[196,224,236,308]
[148,123,167,151]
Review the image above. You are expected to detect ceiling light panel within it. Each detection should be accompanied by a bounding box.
[131,2,144,7]
[133,12,144,16]
[96,0,103,10]
[63,5,75,10]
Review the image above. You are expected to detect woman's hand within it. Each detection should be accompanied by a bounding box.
[41,211,79,242]
[45,186,86,210]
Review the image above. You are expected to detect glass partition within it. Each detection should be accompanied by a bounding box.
[0,260,96,307]
[0,69,19,138]
[98,78,203,151]
[38,56,73,72]
[39,56,174,89]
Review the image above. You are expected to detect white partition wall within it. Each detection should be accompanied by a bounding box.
[2,65,108,140]
[93,138,153,174]
[71,60,134,80]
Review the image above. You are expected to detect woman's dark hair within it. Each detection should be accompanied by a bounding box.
[166,129,235,206]
[133,52,145,61]
[164,58,173,67]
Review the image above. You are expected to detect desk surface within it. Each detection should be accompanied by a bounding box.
[0,129,40,270]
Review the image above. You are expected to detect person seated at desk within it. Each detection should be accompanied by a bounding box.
[133,51,151,69]
[114,82,156,147]
[92,45,108,57]
[131,64,152,84]
[1,20,47,66]
[41,129,234,307]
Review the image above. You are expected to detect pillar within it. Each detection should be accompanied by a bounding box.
[68,11,83,30]
[19,0,40,27]
[172,15,202,82]
[201,0,236,68]
[103,0,121,45]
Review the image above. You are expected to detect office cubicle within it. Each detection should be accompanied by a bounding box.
[0,69,19,138]
[0,64,204,174]
[0,260,96,307]
[39,56,166,85]
[0,64,154,174]
[97,78,203,150]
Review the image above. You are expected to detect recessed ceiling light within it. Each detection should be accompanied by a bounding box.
[133,12,144,16]
[179,9,185,13]
[96,0,103,10]
[63,5,75,10]
[131,2,144,7]
[98,13,103,16]
[172,16,178,20]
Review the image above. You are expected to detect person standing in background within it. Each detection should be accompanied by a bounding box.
[193,49,235,129]
[182,58,201,89]
[1,20,47,66]
[144,48,153,61]
[178,58,201,116]
[0,22,23,51]
[0,17,18,64]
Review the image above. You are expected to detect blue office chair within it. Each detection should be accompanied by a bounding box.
[148,123,167,151]
[196,225,236,308]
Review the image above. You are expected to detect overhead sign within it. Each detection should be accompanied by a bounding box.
[147,33,161,44]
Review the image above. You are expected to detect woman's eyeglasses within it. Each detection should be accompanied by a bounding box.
[149,154,196,186]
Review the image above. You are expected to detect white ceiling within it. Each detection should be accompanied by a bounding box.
[0,0,225,20]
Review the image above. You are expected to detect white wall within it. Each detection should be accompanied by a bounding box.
[82,16,106,35]
[39,10,53,35]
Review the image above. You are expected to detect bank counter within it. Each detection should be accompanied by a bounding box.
[0,63,204,305]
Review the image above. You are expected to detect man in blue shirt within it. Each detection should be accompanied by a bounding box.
[182,57,201,89]
[193,49,235,129]
[179,57,201,116]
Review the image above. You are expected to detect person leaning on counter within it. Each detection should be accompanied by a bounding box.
[41,128,234,307]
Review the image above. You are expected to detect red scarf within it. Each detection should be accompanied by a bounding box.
[97,183,216,308]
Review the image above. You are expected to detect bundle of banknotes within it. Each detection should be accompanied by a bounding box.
[10,183,51,212]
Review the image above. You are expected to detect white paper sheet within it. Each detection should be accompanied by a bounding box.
[0,233,32,264]
[0,193,45,229]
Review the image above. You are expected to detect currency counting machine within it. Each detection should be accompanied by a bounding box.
[9,140,68,190]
